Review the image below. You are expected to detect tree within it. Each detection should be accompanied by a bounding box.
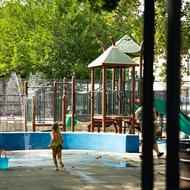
[0,0,54,78]
[0,0,121,79]
[154,0,190,81]
[78,0,120,12]
[43,0,112,79]
[181,1,190,55]
[1,0,188,80]
[108,0,143,44]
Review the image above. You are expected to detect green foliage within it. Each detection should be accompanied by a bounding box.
[0,0,117,79]
[111,0,143,43]
[0,0,54,78]
[154,0,190,81]
[0,0,189,81]
[181,1,190,55]
[78,0,119,12]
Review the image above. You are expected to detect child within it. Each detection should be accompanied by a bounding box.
[49,122,64,171]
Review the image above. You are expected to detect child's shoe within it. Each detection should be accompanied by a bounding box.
[157,152,164,158]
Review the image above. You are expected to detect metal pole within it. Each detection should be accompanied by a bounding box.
[166,0,181,189]
[142,0,155,189]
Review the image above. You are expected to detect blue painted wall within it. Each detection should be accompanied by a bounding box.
[0,132,139,153]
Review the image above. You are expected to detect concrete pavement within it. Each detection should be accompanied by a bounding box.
[0,145,166,190]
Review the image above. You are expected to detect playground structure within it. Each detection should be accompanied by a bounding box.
[87,44,139,134]
[19,37,141,133]
[1,36,190,136]
[1,76,190,136]
[22,38,143,133]
[23,75,139,133]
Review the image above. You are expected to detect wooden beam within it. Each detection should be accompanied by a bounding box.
[24,81,28,132]
[32,96,36,132]
[53,81,58,122]
[62,95,66,132]
[102,66,106,132]
[71,76,75,132]
[90,68,95,132]
[131,66,136,134]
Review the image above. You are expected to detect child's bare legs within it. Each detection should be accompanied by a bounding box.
[140,142,164,158]
[153,143,160,154]
[52,150,58,170]
[153,143,164,157]
[57,150,64,168]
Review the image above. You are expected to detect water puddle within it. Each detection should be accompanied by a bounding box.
[8,150,136,169]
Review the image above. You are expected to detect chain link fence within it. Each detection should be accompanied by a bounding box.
[1,77,190,131]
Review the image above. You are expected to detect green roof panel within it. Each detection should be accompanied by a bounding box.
[116,35,141,56]
[88,46,138,68]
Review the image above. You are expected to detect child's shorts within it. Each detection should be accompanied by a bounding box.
[52,145,63,153]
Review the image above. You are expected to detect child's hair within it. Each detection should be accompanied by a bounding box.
[52,122,59,131]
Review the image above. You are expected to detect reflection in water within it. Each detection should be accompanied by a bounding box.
[9,150,136,169]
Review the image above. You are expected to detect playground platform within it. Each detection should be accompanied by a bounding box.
[0,143,166,190]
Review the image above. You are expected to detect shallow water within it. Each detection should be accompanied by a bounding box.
[8,150,135,169]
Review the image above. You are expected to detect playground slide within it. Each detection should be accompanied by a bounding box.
[135,98,190,136]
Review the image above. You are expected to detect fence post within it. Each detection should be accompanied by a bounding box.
[24,81,28,132]
[54,81,58,122]
[90,68,95,132]
[71,76,75,132]
[62,95,66,132]
[32,96,36,132]
[102,66,106,132]
[131,66,136,134]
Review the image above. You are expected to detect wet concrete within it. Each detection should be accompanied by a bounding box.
[0,146,166,190]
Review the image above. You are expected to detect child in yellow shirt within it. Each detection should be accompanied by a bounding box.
[49,122,64,171]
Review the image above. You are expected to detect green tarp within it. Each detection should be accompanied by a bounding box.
[66,115,77,128]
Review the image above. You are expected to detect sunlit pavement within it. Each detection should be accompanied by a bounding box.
[0,143,166,190]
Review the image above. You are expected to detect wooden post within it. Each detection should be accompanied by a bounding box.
[139,42,144,104]
[90,68,95,132]
[118,68,123,134]
[32,96,36,132]
[62,95,66,132]
[112,68,115,115]
[71,76,75,132]
[131,66,136,134]
[24,81,28,132]
[102,66,106,132]
[63,77,66,96]
[112,68,115,91]
[24,81,28,96]
[62,77,66,131]
[53,81,58,122]
[118,68,123,116]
